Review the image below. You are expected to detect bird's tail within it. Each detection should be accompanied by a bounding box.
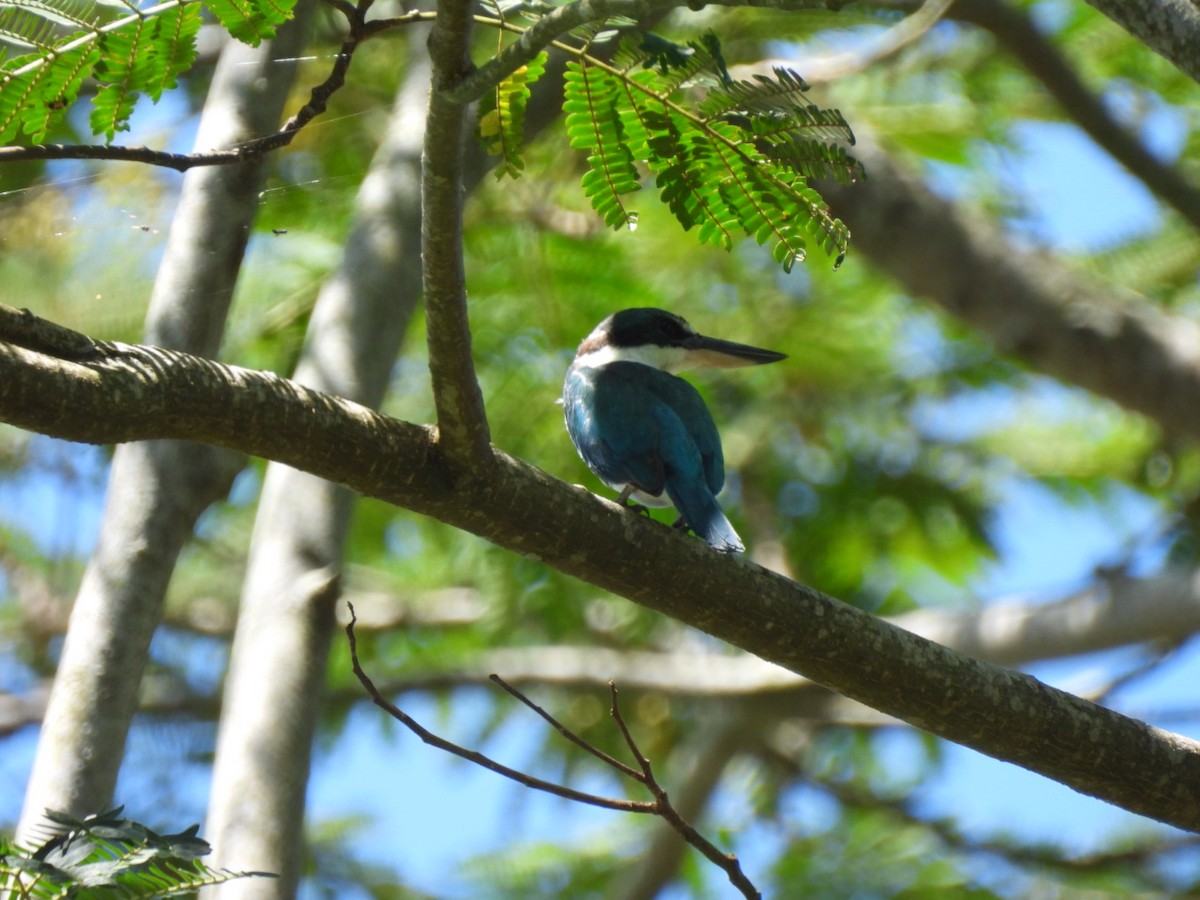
[666,477,744,553]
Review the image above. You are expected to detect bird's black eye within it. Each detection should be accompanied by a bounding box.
[663,316,691,339]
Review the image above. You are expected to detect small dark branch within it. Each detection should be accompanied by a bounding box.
[0,2,428,173]
[421,0,493,471]
[320,0,359,23]
[609,681,653,778]
[269,0,408,136]
[359,11,436,40]
[489,674,643,778]
[345,605,652,813]
[0,142,243,172]
[349,612,759,896]
[607,682,761,899]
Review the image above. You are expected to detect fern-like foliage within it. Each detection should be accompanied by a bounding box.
[1,807,274,898]
[0,0,294,144]
[478,50,547,180]
[556,31,862,270]
[205,0,294,46]
[563,61,641,229]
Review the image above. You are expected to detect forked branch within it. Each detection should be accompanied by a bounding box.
[346,605,760,898]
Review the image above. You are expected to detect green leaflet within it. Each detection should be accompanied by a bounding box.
[0,44,98,142]
[143,4,201,99]
[478,51,548,180]
[202,0,296,46]
[0,0,288,144]
[1,807,273,898]
[558,31,859,270]
[91,16,154,139]
[90,3,200,139]
[91,4,201,139]
[564,60,641,230]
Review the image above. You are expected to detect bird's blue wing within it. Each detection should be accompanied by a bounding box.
[564,363,666,494]
[664,379,725,497]
[564,362,725,496]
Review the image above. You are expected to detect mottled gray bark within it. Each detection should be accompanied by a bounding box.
[1081,0,1200,84]
[16,7,314,841]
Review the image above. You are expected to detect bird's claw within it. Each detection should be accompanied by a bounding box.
[625,501,652,518]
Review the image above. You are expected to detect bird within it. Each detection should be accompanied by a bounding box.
[563,308,787,553]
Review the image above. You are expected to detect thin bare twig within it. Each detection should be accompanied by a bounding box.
[606,681,761,899]
[348,606,760,897]
[346,605,651,813]
[488,673,643,779]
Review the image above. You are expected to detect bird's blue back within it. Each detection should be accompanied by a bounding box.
[564,361,725,500]
[564,360,742,551]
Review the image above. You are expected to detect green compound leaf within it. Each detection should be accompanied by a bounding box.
[0,44,99,142]
[564,60,641,230]
[561,31,860,270]
[202,0,296,46]
[88,4,201,139]
[0,0,216,143]
[478,50,548,180]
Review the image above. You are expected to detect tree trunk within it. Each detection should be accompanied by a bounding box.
[201,46,430,897]
[16,6,314,840]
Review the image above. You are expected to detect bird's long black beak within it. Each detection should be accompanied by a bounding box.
[681,333,788,369]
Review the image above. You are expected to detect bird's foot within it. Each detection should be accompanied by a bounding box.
[616,486,653,517]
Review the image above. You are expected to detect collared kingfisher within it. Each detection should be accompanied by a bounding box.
[563,308,787,553]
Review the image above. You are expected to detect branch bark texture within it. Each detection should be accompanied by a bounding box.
[1079,0,1200,85]
[422,0,493,471]
[3,312,1199,833]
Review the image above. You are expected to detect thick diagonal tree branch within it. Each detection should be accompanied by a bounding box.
[820,138,1200,445]
[4,306,1200,832]
[1079,0,1200,85]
